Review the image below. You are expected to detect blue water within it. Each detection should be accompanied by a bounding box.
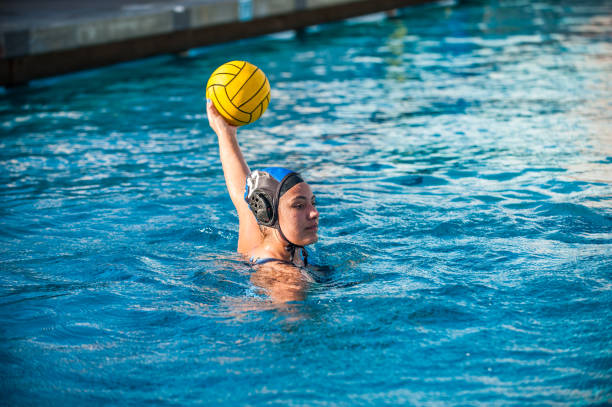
[1,1,611,405]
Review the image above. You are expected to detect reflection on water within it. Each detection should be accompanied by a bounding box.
[566,14,612,205]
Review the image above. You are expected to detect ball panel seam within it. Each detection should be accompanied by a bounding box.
[226,61,245,69]
[226,64,258,101]
[212,86,249,125]
[238,76,269,110]
[230,67,260,103]
[223,62,247,96]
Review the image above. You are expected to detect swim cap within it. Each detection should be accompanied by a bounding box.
[244,167,304,227]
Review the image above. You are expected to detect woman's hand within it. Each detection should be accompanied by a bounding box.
[206,99,237,137]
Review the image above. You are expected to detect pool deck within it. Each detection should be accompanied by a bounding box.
[0,0,434,86]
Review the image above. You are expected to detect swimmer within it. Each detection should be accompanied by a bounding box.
[206,100,319,292]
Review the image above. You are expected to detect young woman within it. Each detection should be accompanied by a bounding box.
[206,100,319,280]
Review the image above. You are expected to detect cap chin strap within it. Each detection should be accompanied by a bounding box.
[273,172,308,266]
[276,225,308,266]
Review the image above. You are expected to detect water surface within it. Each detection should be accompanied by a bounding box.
[1,0,611,405]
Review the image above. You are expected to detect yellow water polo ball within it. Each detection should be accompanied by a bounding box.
[206,61,271,126]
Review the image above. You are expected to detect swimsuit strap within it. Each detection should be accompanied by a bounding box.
[249,256,315,283]
[250,257,294,266]
[250,244,308,267]
[278,228,308,266]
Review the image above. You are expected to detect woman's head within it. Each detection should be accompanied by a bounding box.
[245,167,318,246]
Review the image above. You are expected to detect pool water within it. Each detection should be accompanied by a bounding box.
[1,0,611,405]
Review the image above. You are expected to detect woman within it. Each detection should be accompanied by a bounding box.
[206,100,319,280]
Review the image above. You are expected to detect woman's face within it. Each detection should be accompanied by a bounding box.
[278,182,319,246]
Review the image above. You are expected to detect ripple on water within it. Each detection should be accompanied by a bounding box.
[1,0,612,405]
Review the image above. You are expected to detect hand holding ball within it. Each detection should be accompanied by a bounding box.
[206,61,270,126]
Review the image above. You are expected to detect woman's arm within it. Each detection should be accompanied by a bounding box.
[207,100,263,254]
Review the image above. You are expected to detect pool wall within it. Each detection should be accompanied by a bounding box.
[0,0,434,86]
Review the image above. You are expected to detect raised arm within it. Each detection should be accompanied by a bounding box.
[207,100,263,253]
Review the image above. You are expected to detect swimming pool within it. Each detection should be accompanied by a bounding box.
[1,0,611,405]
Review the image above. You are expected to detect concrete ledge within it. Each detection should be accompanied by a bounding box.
[253,0,296,18]
[1,0,434,86]
[28,13,175,55]
[190,0,239,28]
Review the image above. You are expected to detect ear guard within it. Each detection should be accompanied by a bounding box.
[250,190,275,226]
